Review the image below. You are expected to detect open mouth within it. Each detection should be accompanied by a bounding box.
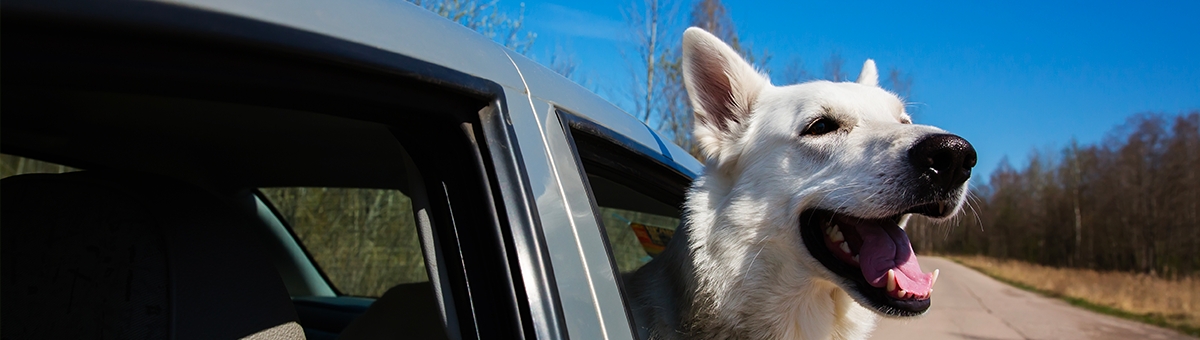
[799,208,941,317]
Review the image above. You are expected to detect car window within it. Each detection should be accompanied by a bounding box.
[560,113,694,340]
[563,122,692,276]
[597,196,682,274]
[1,154,78,179]
[259,187,427,298]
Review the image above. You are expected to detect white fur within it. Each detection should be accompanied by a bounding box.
[627,28,969,339]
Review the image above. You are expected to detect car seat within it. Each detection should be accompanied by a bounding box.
[1,171,305,339]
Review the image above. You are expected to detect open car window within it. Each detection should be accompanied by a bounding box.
[593,183,683,274]
[1,154,78,179]
[259,187,428,298]
[559,111,694,339]
[562,123,692,275]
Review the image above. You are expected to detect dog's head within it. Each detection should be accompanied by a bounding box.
[681,28,976,317]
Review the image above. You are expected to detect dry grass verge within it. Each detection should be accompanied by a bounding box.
[946,255,1200,337]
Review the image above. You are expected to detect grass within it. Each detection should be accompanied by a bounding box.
[945,255,1200,337]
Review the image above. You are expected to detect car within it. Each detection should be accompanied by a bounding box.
[1,0,701,339]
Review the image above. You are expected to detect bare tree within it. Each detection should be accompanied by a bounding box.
[549,50,578,81]
[658,48,696,154]
[688,0,768,69]
[823,51,847,82]
[623,0,679,123]
[884,67,914,100]
[410,0,536,54]
[689,0,734,44]
[645,0,768,157]
[781,57,812,85]
[546,42,595,90]
[622,0,709,156]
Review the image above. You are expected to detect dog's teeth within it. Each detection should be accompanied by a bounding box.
[938,202,946,215]
[839,242,851,254]
[886,269,896,292]
[852,255,859,263]
[931,269,940,287]
[831,230,844,242]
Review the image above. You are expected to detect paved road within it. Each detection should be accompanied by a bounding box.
[870,257,1194,340]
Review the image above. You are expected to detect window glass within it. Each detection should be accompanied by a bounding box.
[599,206,680,274]
[582,168,686,275]
[1,154,78,179]
[259,187,427,298]
[571,131,690,340]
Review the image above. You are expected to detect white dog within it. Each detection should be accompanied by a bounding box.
[626,28,977,339]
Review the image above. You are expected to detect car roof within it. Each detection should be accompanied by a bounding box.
[148,0,703,177]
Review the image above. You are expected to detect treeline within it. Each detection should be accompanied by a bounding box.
[910,111,1200,277]
[261,187,427,297]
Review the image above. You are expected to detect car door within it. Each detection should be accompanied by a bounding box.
[1,1,570,338]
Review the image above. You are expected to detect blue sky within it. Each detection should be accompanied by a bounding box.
[513,0,1200,182]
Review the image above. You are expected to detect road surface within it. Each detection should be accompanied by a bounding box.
[871,257,1193,340]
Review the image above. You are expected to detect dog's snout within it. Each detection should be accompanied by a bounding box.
[909,134,977,189]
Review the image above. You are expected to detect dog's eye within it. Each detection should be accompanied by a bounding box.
[804,118,839,136]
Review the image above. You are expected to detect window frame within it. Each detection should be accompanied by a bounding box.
[555,109,696,338]
[252,189,344,297]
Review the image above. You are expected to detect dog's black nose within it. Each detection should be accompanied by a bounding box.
[909,134,977,190]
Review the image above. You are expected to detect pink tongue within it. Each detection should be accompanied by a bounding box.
[839,217,933,294]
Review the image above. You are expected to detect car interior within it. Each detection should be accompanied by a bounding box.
[0,13,512,339]
[0,91,455,339]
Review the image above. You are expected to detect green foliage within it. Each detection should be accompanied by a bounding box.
[0,154,77,179]
[261,187,428,298]
[0,156,430,298]
[913,111,1200,277]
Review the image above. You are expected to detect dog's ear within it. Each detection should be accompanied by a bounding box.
[856,59,879,87]
[682,27,769,164]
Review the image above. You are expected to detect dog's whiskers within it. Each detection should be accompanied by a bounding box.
[966,192,984,231]
[814,185,871,213]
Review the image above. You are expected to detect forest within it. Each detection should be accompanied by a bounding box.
[908,111,1200,277]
